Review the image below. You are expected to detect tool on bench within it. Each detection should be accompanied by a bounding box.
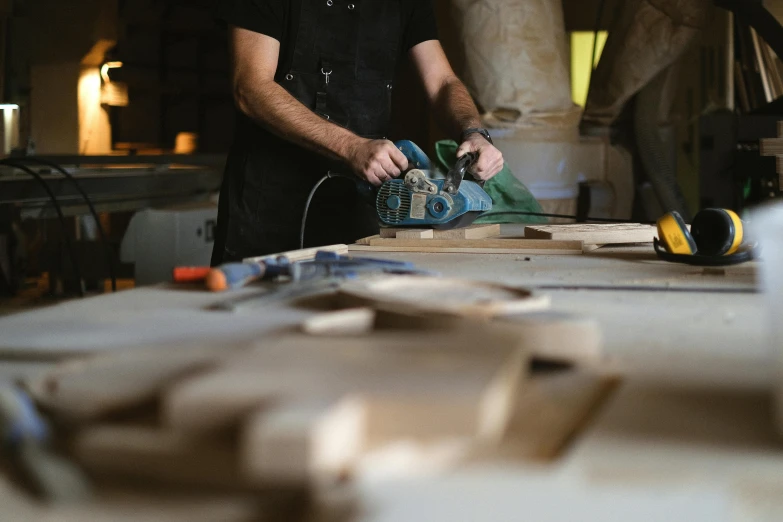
[209,251,434,311]
[374,141,493,230]
[172,266,211,284]
[654,208,759,266]
[0,386,91,503]
[207,250,433,292]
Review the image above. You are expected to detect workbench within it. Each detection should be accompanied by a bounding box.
[0,225,778,521]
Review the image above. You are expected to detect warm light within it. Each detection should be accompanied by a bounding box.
[0,104,19,110]
[571,32,608,107]
[100,61,123,83]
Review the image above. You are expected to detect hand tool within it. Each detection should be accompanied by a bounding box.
[374,141,492,230]
[172,266,211,284]
[207,251,433,293]
[0,386,91,503]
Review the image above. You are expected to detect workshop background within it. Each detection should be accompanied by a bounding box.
[1,0,779,301]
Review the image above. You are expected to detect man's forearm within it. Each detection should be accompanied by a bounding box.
[432,76,482,140]
[234,78,361,163]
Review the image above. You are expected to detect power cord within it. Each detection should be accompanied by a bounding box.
[3,158,117,292]
[300,172,356,250]
[3,162,84,297]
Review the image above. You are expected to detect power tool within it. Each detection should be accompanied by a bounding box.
[374,140,493,230]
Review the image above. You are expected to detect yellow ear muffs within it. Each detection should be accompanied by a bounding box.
[656,211,696,255]
[690,208,743,256]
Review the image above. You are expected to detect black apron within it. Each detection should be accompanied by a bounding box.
[212,0,401,265]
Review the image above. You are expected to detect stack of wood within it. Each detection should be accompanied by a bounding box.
[20,306,534,519]
[354,223,659,254]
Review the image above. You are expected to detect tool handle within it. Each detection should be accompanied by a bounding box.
[206,262,266,292]
[172,266,211,284]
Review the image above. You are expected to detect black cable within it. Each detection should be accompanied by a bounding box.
[300,172,356,250]
[2,158,117,292]
[3,162,84,297]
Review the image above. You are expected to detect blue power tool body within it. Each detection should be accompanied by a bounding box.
[374,140,493,230]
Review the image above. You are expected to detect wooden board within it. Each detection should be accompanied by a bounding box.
[363,237,584,255]
[241,398,365,483]
[501,312,603,365]
[72,425,245,490]
[27,344,241,422]
[760,137,783,156]
[524,224,658,244]
[348,245,583,256]
[163,325,527,445]
[379,224,501,240]
[338,275,550,318]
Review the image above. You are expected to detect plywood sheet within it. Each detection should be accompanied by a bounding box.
[524,224,658,244]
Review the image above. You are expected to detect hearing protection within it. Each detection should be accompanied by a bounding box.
[654,208,756,266]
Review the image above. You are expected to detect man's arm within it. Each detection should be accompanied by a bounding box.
[410,40,504,181]
[231,27,407,185]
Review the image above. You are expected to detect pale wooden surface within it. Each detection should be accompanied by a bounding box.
[0,235,779,520]
[524,224,658,244]
[379,224,500,240]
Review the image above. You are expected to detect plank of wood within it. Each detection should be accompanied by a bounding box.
[243,244,348,264]
[338,275,550,318]
[354,235,380,246]
[366,237,584,252]
[760,137,783,156]
[433,224,501,240]
[500,312,603,365]
[778,120,783,138]
[379,228,433,239]
[300,308,377,336]
[163,326,527,444]
[241,398,365,483]
[27,344,239,422]
[348,245,584,256]
[72,425,245,490]
[524,224,657,244]
[379,224,501,240]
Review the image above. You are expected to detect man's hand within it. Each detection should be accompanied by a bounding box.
[457,134,504,182]
[346,139,409,187]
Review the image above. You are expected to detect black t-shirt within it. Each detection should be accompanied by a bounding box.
[217,0,438,74]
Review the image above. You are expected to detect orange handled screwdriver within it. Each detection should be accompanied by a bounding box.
[172,267,211,284]
[205,261,268,292]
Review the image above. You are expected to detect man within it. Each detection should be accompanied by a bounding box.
[212,0,505,265]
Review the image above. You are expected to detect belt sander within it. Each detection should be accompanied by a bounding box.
[373,140,493,230]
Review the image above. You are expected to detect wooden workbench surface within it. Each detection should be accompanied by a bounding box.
[0,235,777,521]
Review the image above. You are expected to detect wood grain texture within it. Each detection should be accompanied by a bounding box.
[524,224,657,244]
[760,137,783,156]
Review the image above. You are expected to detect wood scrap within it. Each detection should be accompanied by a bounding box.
[72,425,244,490]
[27,344,242,422]
[379,224,501,240]
[524,224,658,244]
[500,312,603,365]
[241,397,365,483]
[163,325,528,445]
[338,275,550,318]
[301,308,377,336]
